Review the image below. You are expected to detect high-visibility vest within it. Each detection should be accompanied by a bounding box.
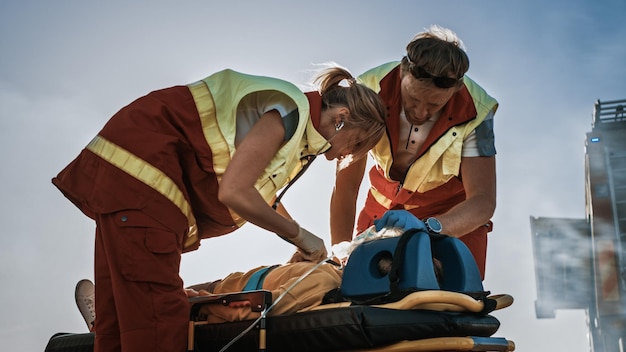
[86,69,329,249]
[358,62,498,218]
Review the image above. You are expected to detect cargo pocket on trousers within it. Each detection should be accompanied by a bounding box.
[115,210,183,285]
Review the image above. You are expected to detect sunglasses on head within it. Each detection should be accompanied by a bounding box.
[405,57,461,88]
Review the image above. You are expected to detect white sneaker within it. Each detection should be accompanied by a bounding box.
[75,279,95,331]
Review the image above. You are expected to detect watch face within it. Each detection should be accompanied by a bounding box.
[426,217,442,233]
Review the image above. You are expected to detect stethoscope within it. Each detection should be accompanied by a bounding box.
[271,120,344,210]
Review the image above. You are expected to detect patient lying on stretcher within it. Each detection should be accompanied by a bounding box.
[75,226,444,328]
[185,228,444,323]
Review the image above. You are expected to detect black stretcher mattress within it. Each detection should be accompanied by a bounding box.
[45,305,500,352]
[195,306,500,352]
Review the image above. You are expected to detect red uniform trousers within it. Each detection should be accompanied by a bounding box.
[94,209,188,352]
[452,227,488,279]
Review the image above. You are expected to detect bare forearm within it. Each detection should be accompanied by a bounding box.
[437,156,496,238]
[330,190,357,245]
[329,158,366,245]
[437,195,495,238]
[220,187,299,239]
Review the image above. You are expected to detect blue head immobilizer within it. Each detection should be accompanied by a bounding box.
[340,228,484,301]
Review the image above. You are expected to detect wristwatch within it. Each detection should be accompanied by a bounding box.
[424,217,443,234]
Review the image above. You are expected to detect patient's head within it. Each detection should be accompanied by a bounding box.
[432,257,443,284]
[349,226,445,284]
[376,252,393,275]
[375,255,444,284]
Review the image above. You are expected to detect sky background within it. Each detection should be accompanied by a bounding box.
[1,1,625,351]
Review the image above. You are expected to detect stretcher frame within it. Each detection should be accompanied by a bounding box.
[186,289,515,352]
[188,290,273,351]
[44,289,515,352]
[45,229,516,352]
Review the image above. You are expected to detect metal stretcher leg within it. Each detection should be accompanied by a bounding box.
[187,290,272,352]
[258,316,266,351]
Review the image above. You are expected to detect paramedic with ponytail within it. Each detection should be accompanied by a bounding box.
[330,25,498,279]
[52,65,386,352]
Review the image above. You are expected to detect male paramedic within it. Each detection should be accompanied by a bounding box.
[330,25,499,279]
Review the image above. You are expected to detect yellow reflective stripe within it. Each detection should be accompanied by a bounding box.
[404,203,420,210]
[370,187,392,209]
[86,135,199,249]
[187,81,231,175]
[187,80,245,227]
[370,187,420,210]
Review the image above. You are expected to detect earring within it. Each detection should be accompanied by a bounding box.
[335,121,345,131]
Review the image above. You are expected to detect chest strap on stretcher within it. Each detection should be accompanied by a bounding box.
[243,265,280,292]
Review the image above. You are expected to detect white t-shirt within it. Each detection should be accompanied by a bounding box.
[234,90,299,147]
[396,109,495,158]
[391,109,496,178]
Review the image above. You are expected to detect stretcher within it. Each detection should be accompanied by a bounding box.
[45,229,516,352]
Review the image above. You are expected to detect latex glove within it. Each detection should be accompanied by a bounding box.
[286,226,328,262]
[373,210,427,232]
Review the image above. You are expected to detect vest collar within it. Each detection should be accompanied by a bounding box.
[304,91,331,155]
[417,85,476,157]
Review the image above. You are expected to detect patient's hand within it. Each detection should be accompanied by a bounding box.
[287,250,306,263]
[185,288,211,297]
[287,248,328,264]
[228,300,251,308]
[185,288,200,298]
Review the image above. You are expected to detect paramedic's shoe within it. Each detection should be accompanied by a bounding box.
[75,279,95,331]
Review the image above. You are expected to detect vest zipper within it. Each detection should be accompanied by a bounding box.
[396,182,403,196]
